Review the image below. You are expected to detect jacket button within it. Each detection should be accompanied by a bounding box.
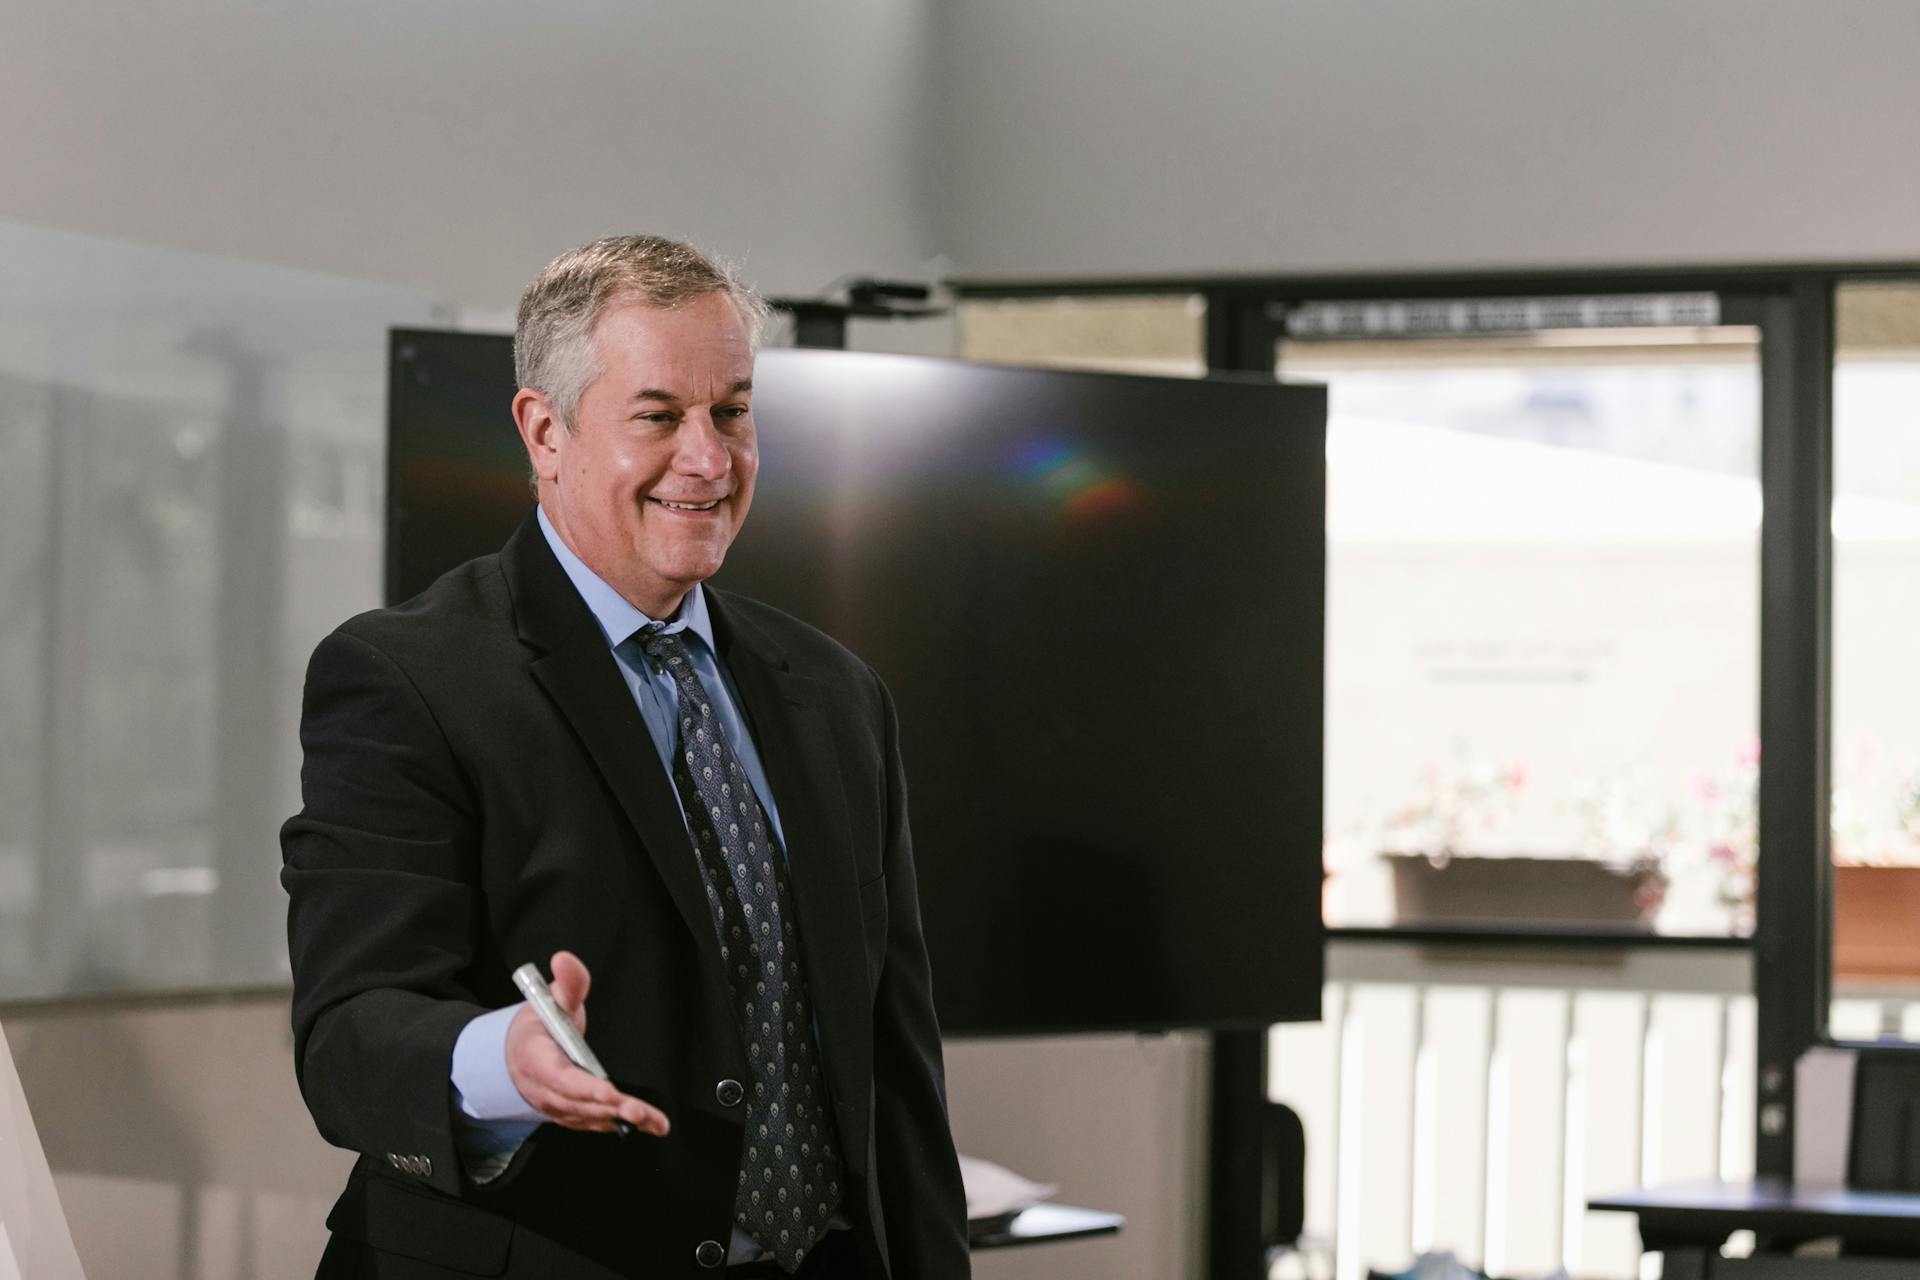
[695,1240,726,1268]
[416,1156,433,1177]
[715,1078,744,1107]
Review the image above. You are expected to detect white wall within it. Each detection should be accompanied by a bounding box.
[16,2,1920,300]
[948,1034,1211,1280]
[0,0,939,309]
[933,0,1920,280]
[20,2,1916,299]
[4,995,349,1280]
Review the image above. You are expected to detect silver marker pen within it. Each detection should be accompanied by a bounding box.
[511,961,635,1138]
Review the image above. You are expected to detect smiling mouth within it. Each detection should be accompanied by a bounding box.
[650,497,723,512]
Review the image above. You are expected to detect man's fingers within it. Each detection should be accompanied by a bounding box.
[616,1096,671,1136]
[548,950,591,1032]
[517,1038,669,1135]
[551,1096,671,1136]
[528,1072,670,1135]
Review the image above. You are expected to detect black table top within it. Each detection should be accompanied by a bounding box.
[1590,1180,1920,1252]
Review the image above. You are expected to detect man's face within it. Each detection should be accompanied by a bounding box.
[522,292,758,618]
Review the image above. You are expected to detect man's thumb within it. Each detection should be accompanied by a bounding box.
[548,950,591,1027]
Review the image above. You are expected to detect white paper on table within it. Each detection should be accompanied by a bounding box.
[957,1154,1058,1220]
[0,1023,86,1279]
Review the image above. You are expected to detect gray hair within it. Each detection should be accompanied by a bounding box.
[514,234,771,429]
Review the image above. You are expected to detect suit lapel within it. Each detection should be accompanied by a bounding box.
[501,517,725,981]
[711,592,874,1171]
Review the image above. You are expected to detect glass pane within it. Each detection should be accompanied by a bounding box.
[957,295,1205,376]
[1830,279,1920,1038]
[1298,322,1762,936]
[0,219,441,998]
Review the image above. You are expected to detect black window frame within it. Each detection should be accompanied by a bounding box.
[952,263,1920,1188]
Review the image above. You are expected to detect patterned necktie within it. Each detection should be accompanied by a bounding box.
[635,626,845,1272]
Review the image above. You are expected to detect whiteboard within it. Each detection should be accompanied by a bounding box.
[0,219,443,998]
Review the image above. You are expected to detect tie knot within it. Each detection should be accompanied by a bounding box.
[635,625,691,667]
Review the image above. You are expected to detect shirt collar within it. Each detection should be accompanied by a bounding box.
[536,505,716,653]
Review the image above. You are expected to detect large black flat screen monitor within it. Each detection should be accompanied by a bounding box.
[389,333,1327,1033]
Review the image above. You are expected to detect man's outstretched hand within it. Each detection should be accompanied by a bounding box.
[505,950,670,1136]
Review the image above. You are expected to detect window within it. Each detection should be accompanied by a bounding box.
[1829,279,1920,1040]
[1285,312,1762,937]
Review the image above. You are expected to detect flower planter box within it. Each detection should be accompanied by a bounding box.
[1386,853,1661,929]
[1833,865,1920,981]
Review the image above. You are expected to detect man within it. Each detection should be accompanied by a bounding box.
[282,235,970,1280]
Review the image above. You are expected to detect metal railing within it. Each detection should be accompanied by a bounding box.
[1270,933,1757,1280]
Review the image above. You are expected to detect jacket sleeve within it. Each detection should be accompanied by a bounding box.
[281,626,492,1196]
[867,672,972,1278]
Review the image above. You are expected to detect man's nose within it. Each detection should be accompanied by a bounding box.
[674,413,731,477]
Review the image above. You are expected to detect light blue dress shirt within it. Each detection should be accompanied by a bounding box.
[447,509,789,1202]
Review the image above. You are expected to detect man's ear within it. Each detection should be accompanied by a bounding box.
[513,388,564,484]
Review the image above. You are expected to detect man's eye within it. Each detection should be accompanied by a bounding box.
[716,405,751,421]
[635,412,676,425]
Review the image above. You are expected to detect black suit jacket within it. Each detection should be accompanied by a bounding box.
[282,515,969,1279]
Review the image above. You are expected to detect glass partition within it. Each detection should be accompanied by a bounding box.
[0,220,442,998]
